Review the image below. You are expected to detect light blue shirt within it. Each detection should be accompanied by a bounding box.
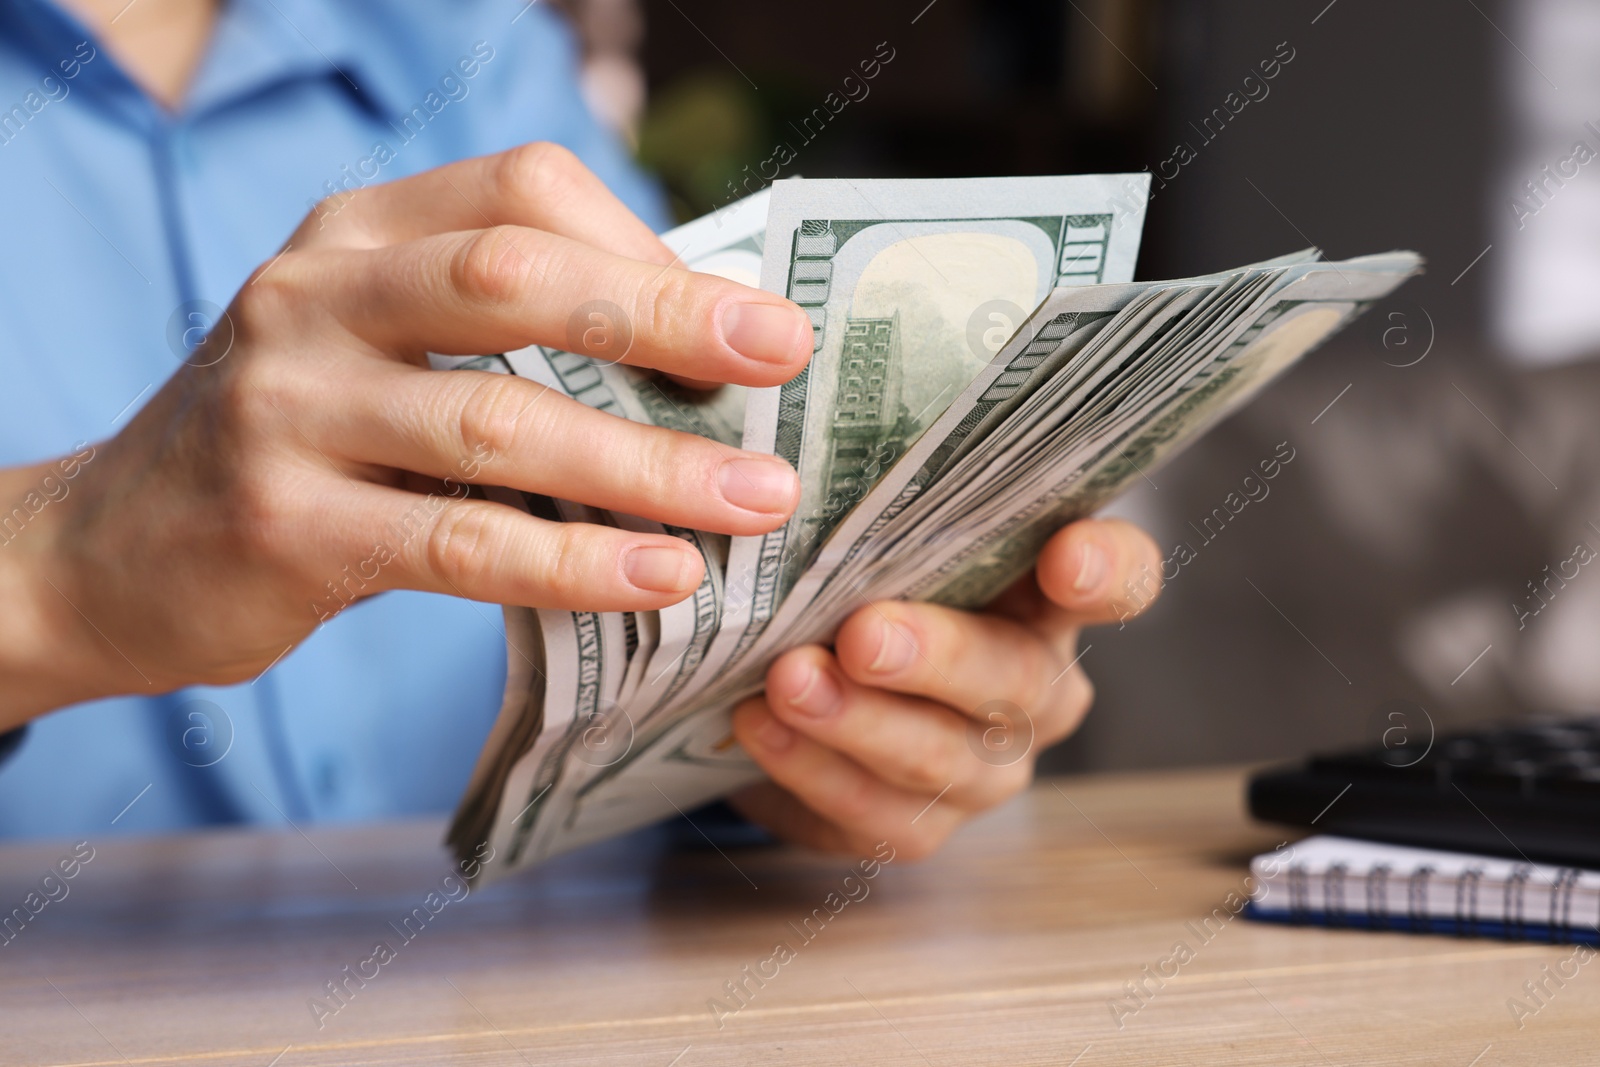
[0,0,668,837]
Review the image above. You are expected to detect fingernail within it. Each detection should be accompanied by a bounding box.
[787,664,843,718]
[756,716,795,751]
[867,617,916,674]
[623,545,693,593]
[718,456,798,514]
[1072,542,1108,594]
[720,302,809,365]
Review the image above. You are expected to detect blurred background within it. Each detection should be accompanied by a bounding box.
[556,0,1600,772]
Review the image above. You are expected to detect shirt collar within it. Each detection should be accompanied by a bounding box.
[0,0,148,124]
[187,0,423,124]
[1,0,424,126]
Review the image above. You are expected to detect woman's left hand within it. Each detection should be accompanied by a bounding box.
[730,517,1162,859]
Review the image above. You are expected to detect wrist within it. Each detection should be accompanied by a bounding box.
[0,460,130,728]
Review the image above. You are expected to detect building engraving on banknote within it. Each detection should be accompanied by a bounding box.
[730,209,1121,674]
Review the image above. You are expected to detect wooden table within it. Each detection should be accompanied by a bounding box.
[3,767,1593,1066]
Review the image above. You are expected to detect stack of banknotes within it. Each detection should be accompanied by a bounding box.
[439,175,1420,878]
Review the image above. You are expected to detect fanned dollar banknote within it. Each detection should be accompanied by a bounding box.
[444,175,1421,878]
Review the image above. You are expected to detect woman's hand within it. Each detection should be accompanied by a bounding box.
[0,144,812,727]
[730,517,1161,860]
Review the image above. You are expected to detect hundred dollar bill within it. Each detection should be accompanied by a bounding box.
[792,248,1329,573]
[505,180,1164,864]
[430,357,638,865]
[449,191,772,864]
[780,257,1322,611]
[569,254,1421,855]
[713,174,1150,679]
[796,253,1423,636]
[449,180,1420,879]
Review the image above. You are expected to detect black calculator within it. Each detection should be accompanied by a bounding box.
[1248,716,1600,867]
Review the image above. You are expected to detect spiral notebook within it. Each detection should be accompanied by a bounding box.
[1246,836,1600,944]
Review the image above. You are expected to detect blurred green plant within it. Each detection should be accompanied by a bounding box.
[636,71,768,222]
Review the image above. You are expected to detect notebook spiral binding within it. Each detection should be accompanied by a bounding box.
[1406,865,1435,932]
[1277,857,1588,943]
[1454,865,1482,939]
[1366,864,1389,932]
[1325,863,1347,927]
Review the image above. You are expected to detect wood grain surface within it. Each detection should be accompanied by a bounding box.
[1,767,1588,1066]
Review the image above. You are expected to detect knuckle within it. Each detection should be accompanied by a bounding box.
[452,225,539,306]
[830,773,878,826]
[1043,667,1095,741]
[232,256,307,338]
[632,427,693,506]
[500,142,584,206]
[456,374,530,470]
[308,194,341,223]
[901,758,955,797]
[644,268,698,349]
[212,357,295,442]
[538,521,598,603]
[304,193,359,238]
[1010,637,1058,715]
[227,464,299,568]
[588,421,692,520]
[424,504,499,589]
[898,729,960,794]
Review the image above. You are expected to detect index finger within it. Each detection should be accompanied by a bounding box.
[315,226,813,387]
[292,142,678,267]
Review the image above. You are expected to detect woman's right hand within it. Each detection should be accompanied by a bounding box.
[0,143,812,726]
